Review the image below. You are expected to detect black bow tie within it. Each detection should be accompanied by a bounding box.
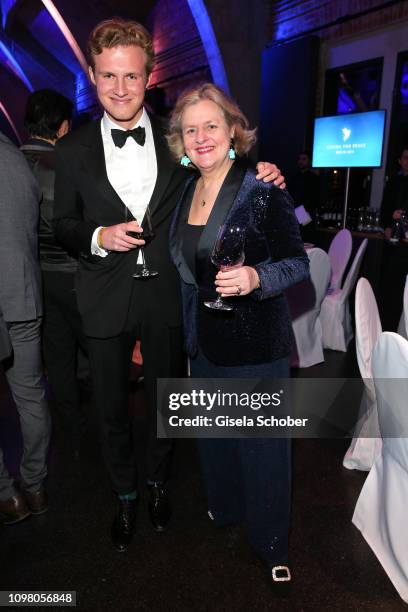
[111,126,146,148]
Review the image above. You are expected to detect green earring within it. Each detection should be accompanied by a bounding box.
[229,139,236,160]
[180,155,191,166]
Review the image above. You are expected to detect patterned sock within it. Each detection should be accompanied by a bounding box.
[119,491,137,501]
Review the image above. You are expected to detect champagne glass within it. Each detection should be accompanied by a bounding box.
[204,224,245,311]
[126,206,158,278]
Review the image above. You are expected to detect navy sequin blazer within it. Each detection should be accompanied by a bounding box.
[169,163,310,366]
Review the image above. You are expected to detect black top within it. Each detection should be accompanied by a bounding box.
[180,178,205,279]
[181,223,205,279]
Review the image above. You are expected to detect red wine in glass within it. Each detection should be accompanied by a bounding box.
[129,207,158,278]
[205,224,245,311]
[127,229,155,244]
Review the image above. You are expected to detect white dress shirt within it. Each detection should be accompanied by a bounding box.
[91,108,158,257]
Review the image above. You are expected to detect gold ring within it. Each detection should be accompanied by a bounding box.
[236,285,241,295]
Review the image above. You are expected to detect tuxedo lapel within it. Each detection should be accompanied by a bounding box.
[169,175,197,286]
[80,121,129,218]
[148,114,175,217]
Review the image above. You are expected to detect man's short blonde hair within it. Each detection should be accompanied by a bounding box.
[87,17,154,78]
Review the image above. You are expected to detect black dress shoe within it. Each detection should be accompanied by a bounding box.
[0,494,30,525]
[148,485,171,532]
[111,498,137,552]
[24,487,48,515]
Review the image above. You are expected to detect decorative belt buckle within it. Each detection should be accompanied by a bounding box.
[271,565,291,582]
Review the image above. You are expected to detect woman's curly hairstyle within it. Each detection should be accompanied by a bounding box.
[167,83,257,161]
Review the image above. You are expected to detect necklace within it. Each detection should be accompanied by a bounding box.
[199,180,209,208]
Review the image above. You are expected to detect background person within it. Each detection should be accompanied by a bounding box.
[21,89,88,456]
[168,84,310,586]
[381,146,408,237]
[288,150,320,221]
[0,306,11,362]
[0,131,50,525]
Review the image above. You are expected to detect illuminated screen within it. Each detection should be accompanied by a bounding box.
[312,110,385,168]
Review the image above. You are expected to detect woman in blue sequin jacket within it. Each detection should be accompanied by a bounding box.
[168,84,309,586]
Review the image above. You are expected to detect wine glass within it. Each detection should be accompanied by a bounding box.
[374,211,382,232]
[357,208,365,232]
[365,208,374,232]
[126,206,158,278]
[204,224,245,311]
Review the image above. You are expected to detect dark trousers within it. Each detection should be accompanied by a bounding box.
[190,350,291,565]
[87,283,185,495]
[42,270,87,438]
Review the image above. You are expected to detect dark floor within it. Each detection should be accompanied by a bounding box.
[0,351,406,611]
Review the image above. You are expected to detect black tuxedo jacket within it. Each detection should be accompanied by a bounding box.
[170,164,310,366]
[54,115,190,337]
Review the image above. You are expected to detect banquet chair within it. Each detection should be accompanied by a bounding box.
[294,205,312,226]
[352,332,408,604]
[343,278,382,471]
[287,248,331,368]
[397,274,408,339]
[327,228,352,291]
[320,238,368,351]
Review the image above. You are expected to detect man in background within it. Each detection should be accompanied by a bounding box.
[289,150,320,221]
[21,89,87,456]
[381,146,408,236]
[0,131,50,525]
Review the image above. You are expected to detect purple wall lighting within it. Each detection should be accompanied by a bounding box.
[400,61,408,106]
[30,8,82,75]
[186,0,229,92]
[0,0,17,29]
[0,41,33,90]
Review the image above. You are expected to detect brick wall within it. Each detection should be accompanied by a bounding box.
[146,0,210,113]
[269,0,408,42]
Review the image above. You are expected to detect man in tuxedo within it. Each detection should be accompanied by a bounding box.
[0,131,50,524]
[54,17,283,552]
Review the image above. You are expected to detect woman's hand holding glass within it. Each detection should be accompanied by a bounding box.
[215,265,260,297]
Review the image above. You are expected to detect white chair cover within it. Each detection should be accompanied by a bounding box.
[328,228,352,291]
[353,332,408,603]
[343,278,382,471]
[288,248,331,367]
[397,274,408,339]
[320,239,368,352]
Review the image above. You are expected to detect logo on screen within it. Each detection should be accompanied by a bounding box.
[342,127,351,142]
